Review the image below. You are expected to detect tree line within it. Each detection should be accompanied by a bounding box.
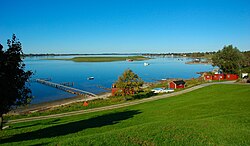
[212,45,250,74]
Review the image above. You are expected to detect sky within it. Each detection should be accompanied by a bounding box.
[0,0,250,54]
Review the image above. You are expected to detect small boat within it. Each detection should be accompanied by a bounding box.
[87,77,94,80]
[151,88,174,93]
[144,62,150,66]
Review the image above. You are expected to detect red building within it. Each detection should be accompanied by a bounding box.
[111,84,119,96]
[225,74,238,80]
[111,88,119,96]
[204,75,213,81]
[204,73,238,81]
[212,74,225,80]
[169,80,186,89]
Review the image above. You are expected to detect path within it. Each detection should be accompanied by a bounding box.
[6,81,239,124]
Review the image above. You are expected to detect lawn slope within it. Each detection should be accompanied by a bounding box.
[1,84,249,145]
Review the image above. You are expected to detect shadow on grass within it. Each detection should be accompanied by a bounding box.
[11,123,40,130]
[30,142,50,146]
[11,119,61,130]
[0,110,141,144]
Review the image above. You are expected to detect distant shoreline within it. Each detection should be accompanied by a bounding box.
[44,56,149,62]
[23,53,144,57]
[23,52,215,58]
[185,61,212,65]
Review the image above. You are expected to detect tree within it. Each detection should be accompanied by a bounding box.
[243,51,250,67]
[0,34,33,130]
[212,45,244,74]
[241,51,250,73]
[115,69,144,96]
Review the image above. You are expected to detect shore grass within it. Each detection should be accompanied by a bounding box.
[46,56,149,62]
[5,91,154,120]
[5,96,127,120]
[1,84,249,145]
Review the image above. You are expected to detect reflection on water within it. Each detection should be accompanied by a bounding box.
[24,56,213,104]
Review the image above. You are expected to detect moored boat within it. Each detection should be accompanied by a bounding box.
[144,62,150,66]
[87,77,94,80]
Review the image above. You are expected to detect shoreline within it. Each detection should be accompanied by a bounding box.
[185,61,212,65]
[10,93,111,115]
[45,56,149,62]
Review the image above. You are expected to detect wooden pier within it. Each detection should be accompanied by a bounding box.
[35,79,97,97]
[60,82,74,86]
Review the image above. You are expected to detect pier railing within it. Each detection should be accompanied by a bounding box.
[35,79,97,97]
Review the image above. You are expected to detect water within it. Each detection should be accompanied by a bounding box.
[24,56,214,104]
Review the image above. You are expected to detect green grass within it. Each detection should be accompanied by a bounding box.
[1,84,250,145]
[5,91,154,120]
[46,56,149,62]
[5,96,127,120]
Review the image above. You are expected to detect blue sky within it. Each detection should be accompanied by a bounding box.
[0,0,249,53]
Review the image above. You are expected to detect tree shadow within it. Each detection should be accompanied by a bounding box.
[11,123,40,130]
[29,142,50,146]
[12,119,60,130]
[0,110,141,144]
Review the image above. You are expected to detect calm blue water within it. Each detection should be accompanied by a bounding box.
[24,56,213,104]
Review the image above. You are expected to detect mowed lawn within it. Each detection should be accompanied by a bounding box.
[0,84,249,145]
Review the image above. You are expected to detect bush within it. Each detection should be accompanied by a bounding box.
[126,91,156,100]
[241,67,250,73]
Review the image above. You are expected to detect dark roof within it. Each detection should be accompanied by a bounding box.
[172,80,186,85]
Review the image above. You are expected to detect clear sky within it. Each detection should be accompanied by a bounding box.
[0,0,249,53]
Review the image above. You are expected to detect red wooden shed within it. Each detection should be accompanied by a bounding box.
[111,88,119,96]
[169,80,186,89]
[111,84,119,96]
[225,74,238,80]
[204,75,213,81]
[212,74,225,80]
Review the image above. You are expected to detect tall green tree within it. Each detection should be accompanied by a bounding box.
[243,51,250,67]
[212,45,244,74]
[241,51,250,73]
[115,69,144,96]
[0,34,33,130]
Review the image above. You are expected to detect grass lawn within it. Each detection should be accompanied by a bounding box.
[46,56,149,62]
[0,84,249,145]
[5,96,127,120]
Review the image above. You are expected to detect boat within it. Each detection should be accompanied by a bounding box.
[144,62,150,66]
[87,77,94,80]
[151,88,174,93]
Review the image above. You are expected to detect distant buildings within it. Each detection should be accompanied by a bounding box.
[203,73,238,81]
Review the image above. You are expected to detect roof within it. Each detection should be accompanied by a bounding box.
[172,80,186,85]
